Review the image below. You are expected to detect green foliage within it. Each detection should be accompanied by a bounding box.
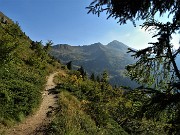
[96,75,100,82]
[77,66,87,79]
[101,70,109,84]
[43,40,53,52]
[0,23,21,65]
[125,13,180,135]
[46,91,100,135]
[47,90,128,135]
[47,70,170,134]
[126,20,179,90]
[0,17,60,127]
[90,73,95,81]
[87,0,179,26]
[88,0,180,134]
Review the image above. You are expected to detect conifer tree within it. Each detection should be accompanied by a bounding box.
[101,70,109,84]
[44,40,53,52]
[66,61,72,70]
[90,73,95,81]
[96,75,100,82]
[77,66,86,78]
[88,0,180,132]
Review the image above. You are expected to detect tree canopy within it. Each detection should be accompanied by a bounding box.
[87,0,180,97]
[87,0,180,133]
[87,0,180,26]
[87,0,180,90]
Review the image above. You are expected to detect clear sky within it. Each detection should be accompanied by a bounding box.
[0,0,179,49]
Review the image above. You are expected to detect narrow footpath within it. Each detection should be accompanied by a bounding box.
[7,72,59,135]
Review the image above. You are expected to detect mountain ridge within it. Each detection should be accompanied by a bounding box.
[51,41,138,88]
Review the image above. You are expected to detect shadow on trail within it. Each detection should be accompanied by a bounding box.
[32,86,60,135]
[47,83,65,95]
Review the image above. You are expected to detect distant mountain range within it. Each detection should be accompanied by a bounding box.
[51,40,138,88]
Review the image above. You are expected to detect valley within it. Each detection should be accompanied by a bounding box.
[51,40,138,88]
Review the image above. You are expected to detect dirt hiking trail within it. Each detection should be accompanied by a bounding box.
[7,72,59,135]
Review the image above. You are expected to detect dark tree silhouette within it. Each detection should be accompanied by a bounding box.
[87,0,179,26]
[77,66,86,78]
[90,73,95,81]
[44,40,53,52]
[87,0,180,133]
[101,70,109,84]
[96,75,100,83]
[66,61,72,70]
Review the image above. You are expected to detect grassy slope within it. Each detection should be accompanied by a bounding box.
[48,91,101,135]
[45,70,129,135]
[0,13,60,131]
[47,90,128,135]
[45,70,167,135]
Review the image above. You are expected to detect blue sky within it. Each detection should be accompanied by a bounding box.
[0,0,179,49]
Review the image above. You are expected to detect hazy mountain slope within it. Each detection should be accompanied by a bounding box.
[51,40,138,87]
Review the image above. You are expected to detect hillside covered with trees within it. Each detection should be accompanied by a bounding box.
[51,41,138,88]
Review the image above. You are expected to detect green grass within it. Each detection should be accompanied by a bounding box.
[45,70,168,135]
[47,91,100,135]
[47,91,128,135]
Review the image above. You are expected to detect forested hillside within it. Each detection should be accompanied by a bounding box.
[51,40,138,88]
[0,12,60,130]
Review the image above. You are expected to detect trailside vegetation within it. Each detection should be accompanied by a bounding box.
[87,0,180,134]
[45,69,168,135]
[0,14,60,129]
